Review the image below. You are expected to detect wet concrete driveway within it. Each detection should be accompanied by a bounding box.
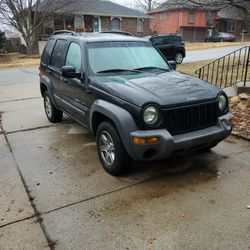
[0,67,250,249]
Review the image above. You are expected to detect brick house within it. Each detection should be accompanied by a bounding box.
[38,0,152,40]
[149,1,244,42]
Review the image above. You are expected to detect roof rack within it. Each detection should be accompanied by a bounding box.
[53,30,76,36]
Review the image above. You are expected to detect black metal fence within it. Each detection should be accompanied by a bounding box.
[195,46,250,88]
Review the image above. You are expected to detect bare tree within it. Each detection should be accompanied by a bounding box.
[134,0,165,13]
[0,0,74,55]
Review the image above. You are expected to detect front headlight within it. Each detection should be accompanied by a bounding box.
[143,106,159,125]
[219,95,227,113]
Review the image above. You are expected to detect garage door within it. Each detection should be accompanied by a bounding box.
[196,28,206,42]
[182,28,194,42]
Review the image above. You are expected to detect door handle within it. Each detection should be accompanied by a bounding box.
[60,77,68,82]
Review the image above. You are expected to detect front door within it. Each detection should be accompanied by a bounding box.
[60,42,88,126]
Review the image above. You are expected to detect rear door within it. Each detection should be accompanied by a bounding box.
[48,39,68,100]
[60,42,88,125]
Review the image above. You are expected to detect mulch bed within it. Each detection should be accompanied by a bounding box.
[229,93,250,140]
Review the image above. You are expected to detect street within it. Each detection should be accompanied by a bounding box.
[184,45,246,63]
[0,61,250,250]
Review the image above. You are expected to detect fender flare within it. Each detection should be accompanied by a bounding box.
[90,99,138,159]
[40,75,59,108]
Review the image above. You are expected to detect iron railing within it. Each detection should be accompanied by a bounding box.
[195,46,250,88]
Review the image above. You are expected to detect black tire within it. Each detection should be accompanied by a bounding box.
[174,52,183,64]
[43,90,63,123]
[220,38,224,42]
[96,121,131,176]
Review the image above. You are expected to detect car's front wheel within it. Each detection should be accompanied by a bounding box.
[43,90,63,123]
[96,121,131,175]
[175,52,183,64]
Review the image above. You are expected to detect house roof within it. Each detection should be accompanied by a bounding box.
[35,0,149,18]
[217,7,244,21]
[149,0,219,13]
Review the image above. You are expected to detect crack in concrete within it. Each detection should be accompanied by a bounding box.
[0,215,35,229]
[0,97,41,104]
[2,125,56,250]
[5,121,74,135]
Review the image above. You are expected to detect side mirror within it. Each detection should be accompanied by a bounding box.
[62,66,79,78]
[169,61,177,70]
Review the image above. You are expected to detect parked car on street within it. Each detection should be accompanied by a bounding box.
[205,32,235,42]
[144,34,186,64]
[40,31,233,175]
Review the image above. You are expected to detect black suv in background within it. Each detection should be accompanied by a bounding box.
[40,31,232,176]
[144,34,186,64]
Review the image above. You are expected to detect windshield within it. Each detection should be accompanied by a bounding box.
[87,41,170,74]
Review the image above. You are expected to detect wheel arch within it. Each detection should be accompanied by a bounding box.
[90,100,138,159]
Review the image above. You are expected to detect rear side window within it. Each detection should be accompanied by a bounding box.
[65,42,82,73]
[50,39,68,69]
[41,39,55,65]
[151,37,164,46]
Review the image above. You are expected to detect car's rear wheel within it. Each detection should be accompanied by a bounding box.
[220,38,224,42]
[96,121,131,176]
[175,52,183,64]
[43,90,63,123]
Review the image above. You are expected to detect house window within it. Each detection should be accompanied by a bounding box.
[188,11,195,24]
[65,16,75,30]
[228,21,236,32]
[111,18,121,30]
[76,16,84,32]
[137,19,143,33]
[160,13,165,21]
[54,16,64,30]
[44,16,53,35]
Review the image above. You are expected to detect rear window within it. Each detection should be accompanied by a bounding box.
[50,39,68,69]
[41,39,55,65]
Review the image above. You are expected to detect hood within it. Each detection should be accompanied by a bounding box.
[90,71,221,108]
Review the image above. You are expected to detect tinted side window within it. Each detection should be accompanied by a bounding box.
[50,39,68,69]
[151,37,164,46]
[176,36,182,42]
[41,39,55,65]
[163,37,172,44]
[65,42,82,73]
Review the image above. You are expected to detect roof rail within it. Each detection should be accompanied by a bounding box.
[53,30,76,36]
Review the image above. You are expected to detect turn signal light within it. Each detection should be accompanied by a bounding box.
[132,137,159,144]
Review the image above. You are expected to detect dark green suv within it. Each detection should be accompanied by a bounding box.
[40,31,232,176]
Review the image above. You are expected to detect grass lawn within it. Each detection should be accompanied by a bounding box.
[177,60,213,77]
[0,53,40,69]
[185,41,250,51]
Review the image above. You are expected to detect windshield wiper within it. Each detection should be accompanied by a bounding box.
[97,69,141,74]
[133,66,169,72]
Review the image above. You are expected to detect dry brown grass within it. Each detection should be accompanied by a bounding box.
[0,53,40,69]
[177,55,247,89]
[185,42,250,51]
[177,60,212,77]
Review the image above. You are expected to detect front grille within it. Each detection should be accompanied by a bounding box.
[163,102,218,135]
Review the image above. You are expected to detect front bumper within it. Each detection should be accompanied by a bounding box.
[129,112,233,161]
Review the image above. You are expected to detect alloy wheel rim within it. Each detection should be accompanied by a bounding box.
[45,96,52,118]
[99,131,115,165]
[175,54,183,64]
